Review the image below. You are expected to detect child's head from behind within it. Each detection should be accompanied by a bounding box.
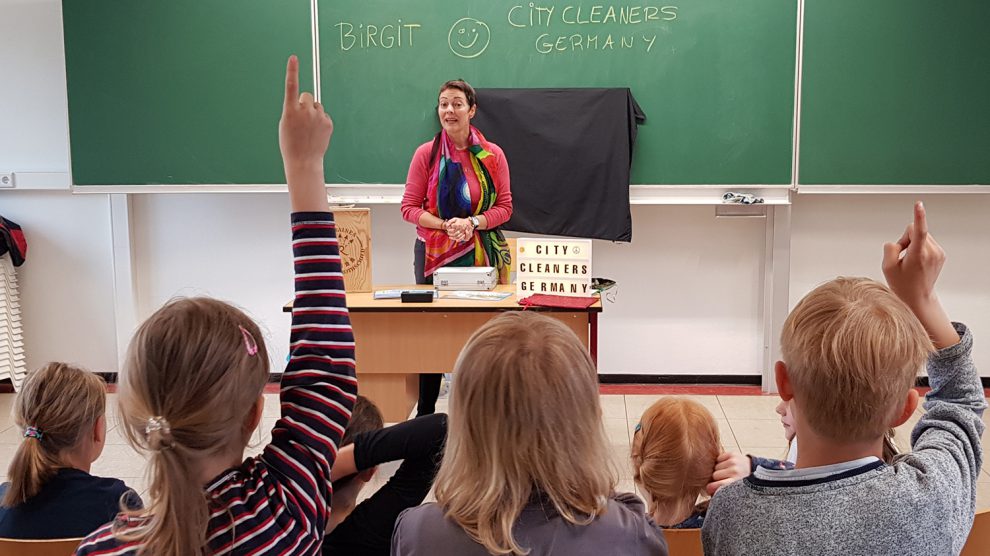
[435,311,613,555]
[3,362,106,508]
[117,297,270,555]
[631,397,720,526]
[780,277,932,443]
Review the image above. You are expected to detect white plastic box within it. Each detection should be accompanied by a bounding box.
[433,266,497,291]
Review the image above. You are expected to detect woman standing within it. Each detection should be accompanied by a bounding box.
[401,80,512,416]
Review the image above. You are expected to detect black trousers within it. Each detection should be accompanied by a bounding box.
[413,239,442,417]
[322,413,447,556]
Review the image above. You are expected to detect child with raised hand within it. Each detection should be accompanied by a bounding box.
[0,362,140,538]
[76,55,356,555]
[703,202,985,555]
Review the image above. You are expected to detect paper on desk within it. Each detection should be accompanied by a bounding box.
[440,291,512,301]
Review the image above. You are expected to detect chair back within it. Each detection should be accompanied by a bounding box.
[662,528,704,556]
[961,508,990,556]
[0,537,83,556]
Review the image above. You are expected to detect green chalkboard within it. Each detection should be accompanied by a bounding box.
[320,0,797,185]
[63,0,313,185]
[799,0,990,185]
[63,0,796,186]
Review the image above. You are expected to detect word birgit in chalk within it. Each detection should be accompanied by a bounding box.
[508,3,677,28]
[517,262,590,275]
[335,20,422,51]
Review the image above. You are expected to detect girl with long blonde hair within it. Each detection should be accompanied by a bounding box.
[392,311,667,555]
[0,362,140,538]
[75,55,357,555]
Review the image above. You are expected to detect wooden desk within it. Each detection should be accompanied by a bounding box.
[285,285,601,421]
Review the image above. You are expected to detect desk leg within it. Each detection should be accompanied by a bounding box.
[590,312,598,367]
[357,374,418,422]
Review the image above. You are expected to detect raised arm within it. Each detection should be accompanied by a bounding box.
[262,55,357,534]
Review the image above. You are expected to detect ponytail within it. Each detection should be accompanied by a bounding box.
[2,434,59,506]
[2,362,106,508]
[119,425,210,556]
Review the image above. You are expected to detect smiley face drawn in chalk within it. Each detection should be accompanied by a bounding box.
[448,18,491,59]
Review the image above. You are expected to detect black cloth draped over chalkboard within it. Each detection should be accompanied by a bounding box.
[472,88,645,242]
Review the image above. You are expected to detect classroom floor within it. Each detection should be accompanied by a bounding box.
[0,391,987,510]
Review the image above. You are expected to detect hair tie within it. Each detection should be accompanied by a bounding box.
[633,422,642,434]
[23,426,43,440]
[145,416,173,450]
[238,325,259,356]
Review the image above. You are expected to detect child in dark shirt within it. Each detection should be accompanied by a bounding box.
[0,362,140,538]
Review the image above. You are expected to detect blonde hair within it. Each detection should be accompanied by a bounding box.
[434,312,614,555]
[3,362,106,507]
[115,297,270,556]
[631,397,720,526]
[781,277,933,442]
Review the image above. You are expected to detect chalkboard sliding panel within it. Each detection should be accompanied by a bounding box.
[798,0,990,187]
[317,0,796,186]
[62,0,314,187]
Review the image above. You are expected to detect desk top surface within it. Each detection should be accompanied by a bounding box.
[284,285,602,313]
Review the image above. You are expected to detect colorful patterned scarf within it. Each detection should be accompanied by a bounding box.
[423,127,510,283]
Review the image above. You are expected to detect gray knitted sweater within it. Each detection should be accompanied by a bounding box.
[703,323,985,556]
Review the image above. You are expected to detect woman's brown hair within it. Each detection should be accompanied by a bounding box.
[434,311,614,555]
[3,362,106,507]
[114,297,270,556]
[631,397,721,526]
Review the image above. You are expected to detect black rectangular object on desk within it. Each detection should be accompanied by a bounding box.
[401,291,435,303]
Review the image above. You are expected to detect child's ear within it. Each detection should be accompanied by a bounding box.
[775,361,794,401]
[244,395,265,436]
[890,388,920,428]
[94,414,107,444]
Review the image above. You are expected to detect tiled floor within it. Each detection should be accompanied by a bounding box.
[0,392,987,509]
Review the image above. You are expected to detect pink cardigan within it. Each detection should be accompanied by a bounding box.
[401,139,512,242]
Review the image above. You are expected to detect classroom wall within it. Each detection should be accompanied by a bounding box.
[2,0,987,379]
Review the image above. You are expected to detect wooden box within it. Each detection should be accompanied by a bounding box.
[330,207,372,293]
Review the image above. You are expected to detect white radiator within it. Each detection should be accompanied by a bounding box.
[0,254,26,390]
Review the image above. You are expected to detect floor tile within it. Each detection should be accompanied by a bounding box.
[599,394,626,420]
[717,395,781,421]
[602,417,630,447]
[607,448,634,480]
[625,395,724,421]
[729,419,789,450]
[0,424,25,444]
[91,444,148,478]
[977,481,990,511]
[716,419,738,449]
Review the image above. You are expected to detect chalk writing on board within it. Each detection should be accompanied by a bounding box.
[507,4,677,27]
[448,17,492,58]
[508,3,677,54]
[335,21,422,50]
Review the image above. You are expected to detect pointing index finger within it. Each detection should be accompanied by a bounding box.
[913,201,928,236]
[909,201,928,246]
[284,55,299,109]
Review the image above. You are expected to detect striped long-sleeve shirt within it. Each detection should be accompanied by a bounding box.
[77,212,357,555]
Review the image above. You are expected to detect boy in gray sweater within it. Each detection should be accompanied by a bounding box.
[703,202,985,556]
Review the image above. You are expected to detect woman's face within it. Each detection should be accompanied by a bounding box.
[437,88,476,136]
[776,399,796,442]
